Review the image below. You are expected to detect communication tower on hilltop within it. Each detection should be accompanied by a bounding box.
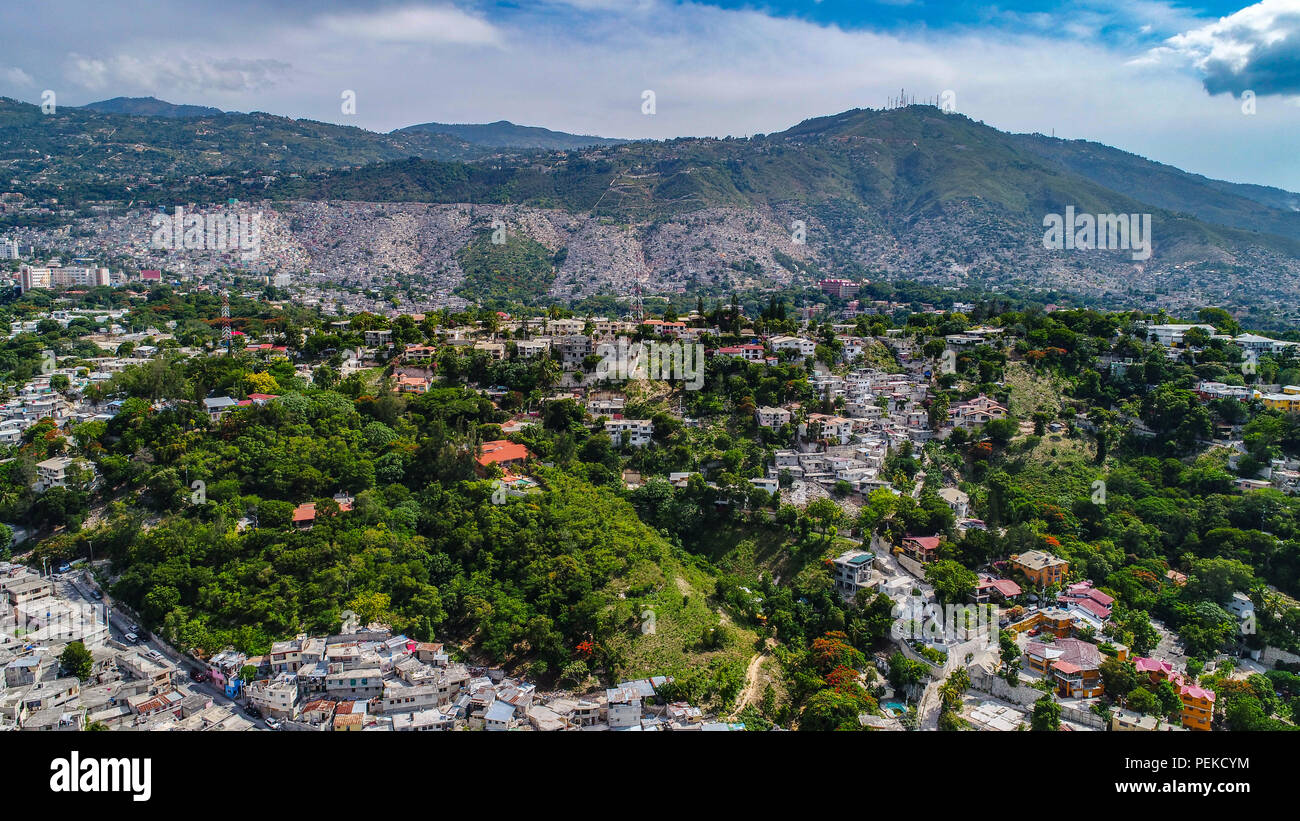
[221,290,232,355]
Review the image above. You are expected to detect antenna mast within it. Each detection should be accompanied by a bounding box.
[221,290,232,355]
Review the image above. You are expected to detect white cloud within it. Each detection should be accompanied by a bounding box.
[315,4,502,46]
[1,66,34,87]
[1145,0,1300,95]
[64,53,290,93]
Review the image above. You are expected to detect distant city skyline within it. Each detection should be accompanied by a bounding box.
[2,1,1299,189]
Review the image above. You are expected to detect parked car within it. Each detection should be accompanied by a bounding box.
[90,590,103,600]
[190,670,207,683]
[124,633,139,644]
[264,717,281,729]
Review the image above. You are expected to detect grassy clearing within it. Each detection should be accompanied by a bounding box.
[1003,361,1065,418]
[605,555,757,709]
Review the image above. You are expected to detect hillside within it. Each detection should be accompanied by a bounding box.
[161,106,1300,311]
[0,97,494,192]
[397,119,627,150]
[9,101,1300,313]
[81,96,226,118]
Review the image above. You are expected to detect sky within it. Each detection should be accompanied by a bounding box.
[2,0,1299,189]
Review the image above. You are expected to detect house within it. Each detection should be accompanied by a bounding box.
[949,394,1009,430]
[300,699,337,726]
[395,374,432,394]
[605,419,653,448]
[203,396,239,422]
[769,336,816,357]
[715,344,765,362]
[1133,656,1215,731]
[1111,709,1183,731]
[937,487,969,519]
[1058,581,1114,623]
[1141,323,1216,348]
[477,440,532,473]
[393,707,454,731]
[1179,684,1215,731]
[484,699,515,731]
[756,406,791,428]
[364,329,393,348]
[806,413,854,445]
[1023,638,1104,698]
[515,339,550,359]
[973,577,1022,603]
[292,503,317,530]
[605,687,642,728]
[1010,550,1068,588]
[33,457,95,492]
[325,667,383,700]
[899,535,942,564]
[556,335,592,369]
[832,550,877,601]
[247,673,301,720]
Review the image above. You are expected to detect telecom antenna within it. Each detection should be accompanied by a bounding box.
[221,290,232,355]
[632,275,646,321]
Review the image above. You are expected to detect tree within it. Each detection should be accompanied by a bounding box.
[60,641,93,680]
[887,650,930,690]
[805,498,843,540]
[799,687,870,731]
[1099,656,1136,699]
[1126,686,1160,715]
[1031,695,1060,731]
[243,371,280,395]
[925,559,977,604]
[1154,679,1183,718]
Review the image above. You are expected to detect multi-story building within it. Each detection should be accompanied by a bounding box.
[819,278,859,299]
[715,343,765,362]
[33,457,95,492]
[756,406,791,428]
[1023,638,1106,698]
[832,550,876,601]
[1010,550,1069,588]
[247,673,301,720]
[605,419,653,448]
[325,667,384,700]
[770,336,817,357]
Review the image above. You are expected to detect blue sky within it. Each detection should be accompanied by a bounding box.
[2,0,1299,189]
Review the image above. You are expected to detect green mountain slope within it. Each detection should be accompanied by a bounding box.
[81,96,226,118]
[396,119,627,150]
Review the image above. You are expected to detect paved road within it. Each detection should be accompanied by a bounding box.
[62,570,257,720]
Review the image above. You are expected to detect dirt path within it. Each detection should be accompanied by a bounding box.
[730,640,775,719]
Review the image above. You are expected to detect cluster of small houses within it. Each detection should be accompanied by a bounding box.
[835,538,1247,732]
[0,559,728,732]
[228,631,731,732]
[0,562,217,732]
[0,306,207,545]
